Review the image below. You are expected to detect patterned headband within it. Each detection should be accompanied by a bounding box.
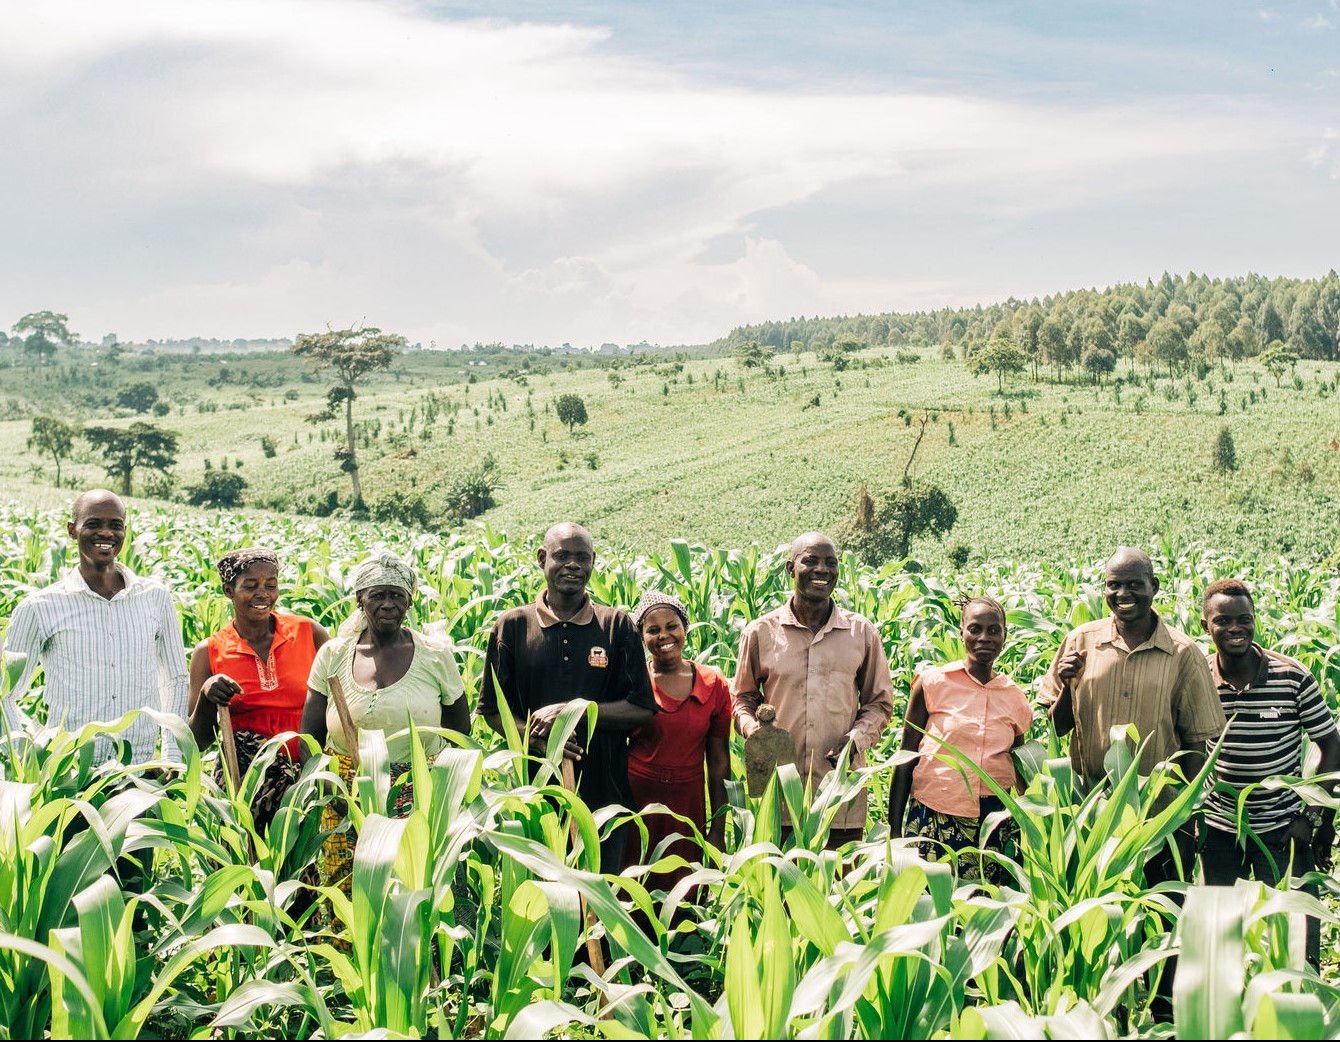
[631,589,690,630]
[217,548,280,587]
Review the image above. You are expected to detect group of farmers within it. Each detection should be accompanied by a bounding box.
[2,487,1336,965]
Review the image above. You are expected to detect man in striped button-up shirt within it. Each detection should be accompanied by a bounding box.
[2,489,189,763]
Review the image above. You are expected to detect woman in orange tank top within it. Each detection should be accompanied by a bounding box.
[188,548,330,828]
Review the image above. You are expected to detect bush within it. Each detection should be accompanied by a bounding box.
[443,454,502,522]
[372,490,433,528]
[260,435,278,458]
[184,470,247,508]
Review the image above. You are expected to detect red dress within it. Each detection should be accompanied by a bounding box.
[206,613,317,755]
[626,661,732,881]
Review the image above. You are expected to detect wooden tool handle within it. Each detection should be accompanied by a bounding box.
[327,675,361,770]
[558,754,606,976]
[217,703,242,794]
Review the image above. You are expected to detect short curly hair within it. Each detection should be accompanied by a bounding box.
[1202,577,1253,609]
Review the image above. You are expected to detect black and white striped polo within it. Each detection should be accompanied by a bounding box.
[1204,645,1336,836]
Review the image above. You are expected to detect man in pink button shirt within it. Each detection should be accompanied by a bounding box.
[732,531,895,847]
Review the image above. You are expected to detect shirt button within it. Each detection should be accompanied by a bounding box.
[563,656,569,661]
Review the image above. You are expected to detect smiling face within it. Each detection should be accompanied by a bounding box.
[961,601,1006,671]
[786,535,839,604]
[538,526,594,598]
[67,490,127,569]
[1104,553,1158,626]
[1203,592,1256,658]
[358,584,411,634]
[640,605,687,666]
[225,561,280,625]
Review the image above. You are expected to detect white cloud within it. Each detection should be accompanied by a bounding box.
[1306,13,1336,28]
[0,1,1327,345]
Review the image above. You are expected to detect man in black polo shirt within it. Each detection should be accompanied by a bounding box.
[480,521,656,870]
[1201,577,1340,967]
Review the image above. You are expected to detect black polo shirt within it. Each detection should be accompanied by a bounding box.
[480,592,656,809]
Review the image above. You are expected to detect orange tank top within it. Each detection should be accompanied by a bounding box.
[206,613,317,738]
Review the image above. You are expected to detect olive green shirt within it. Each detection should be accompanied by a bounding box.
[1037,614,1225,780]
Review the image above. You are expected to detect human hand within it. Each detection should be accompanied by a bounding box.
[199,673,242,708]
[1056,648,1087,683]
[528,702,584,760]
[1312,820,1335,871]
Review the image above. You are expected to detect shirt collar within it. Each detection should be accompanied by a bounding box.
[779,596,850,635]
[220,613,291,656]
[942,659,1011,688]
[1098,611,1175,654]
[536,589,595,627]
[63,561,138,600]
[1208,642,1272,689]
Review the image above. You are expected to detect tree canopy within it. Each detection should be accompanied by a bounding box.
[292,325,405,509]
[83,422,179,496]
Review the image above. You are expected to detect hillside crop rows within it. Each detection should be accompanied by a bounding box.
[1,351,1338,566]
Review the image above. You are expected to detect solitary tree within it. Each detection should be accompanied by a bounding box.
[292,325,406,509]
[116,382,160,414]
[555,393,588,434]
[732,341,774,370]
[843,410,958,563]
[1081,346,1117,385]
[1212,426,1238,475]
[966,339,1027,391]
[28,415,80,488]
[83,422,179,496]
[13,311,77,367]
[1257,342,1298,388]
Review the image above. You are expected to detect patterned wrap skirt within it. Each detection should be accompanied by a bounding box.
[905,795,1016,883]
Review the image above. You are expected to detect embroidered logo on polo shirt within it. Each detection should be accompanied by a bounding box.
[588,646,608,668]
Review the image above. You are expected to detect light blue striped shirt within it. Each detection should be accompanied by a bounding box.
[2,563,189,762]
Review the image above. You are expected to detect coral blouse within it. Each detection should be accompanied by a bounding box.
[910,661,1033,818]
[206,613,317,741]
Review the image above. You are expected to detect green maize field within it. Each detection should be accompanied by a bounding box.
[2,504,1340,1038]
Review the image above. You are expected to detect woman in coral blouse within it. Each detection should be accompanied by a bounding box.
[188,547,330,829]
[626,590,732,883]
[887,596,1033,881]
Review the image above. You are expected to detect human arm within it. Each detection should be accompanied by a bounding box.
[1,599,44,730]
[830,623,895,763]
[298,687,328,763]
[155,588,191,762]
[310,621,331,653]
[731,624,764,739]
[887,677,929,838]
[186,642,246,749]
[1309,731,1340,869]
[1038,637,1084,736]
[433,636,471,739]
[706,734,729,849]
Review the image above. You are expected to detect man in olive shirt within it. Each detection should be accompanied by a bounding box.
[480,522,655,870]
[732,531,895,848]
[1038,547,1225,877]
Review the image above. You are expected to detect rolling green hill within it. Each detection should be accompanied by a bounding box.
[1,343,1337,565]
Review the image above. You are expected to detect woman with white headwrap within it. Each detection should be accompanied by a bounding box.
[300,549,469,896]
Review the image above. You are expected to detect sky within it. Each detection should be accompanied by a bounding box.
[1,1,1337,348]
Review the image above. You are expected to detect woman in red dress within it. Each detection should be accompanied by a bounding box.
[188,548,330,829]
[626,590,732,883]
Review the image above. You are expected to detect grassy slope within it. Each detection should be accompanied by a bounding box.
[0,349,1337,564]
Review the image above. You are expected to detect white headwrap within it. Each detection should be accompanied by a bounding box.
[339,549,417,636]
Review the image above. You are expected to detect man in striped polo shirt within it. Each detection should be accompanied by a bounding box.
[1200,577,1340,967]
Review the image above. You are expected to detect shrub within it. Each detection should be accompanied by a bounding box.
[372,490,433,528]
[184,470,247,508]
[443,453,502,521]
